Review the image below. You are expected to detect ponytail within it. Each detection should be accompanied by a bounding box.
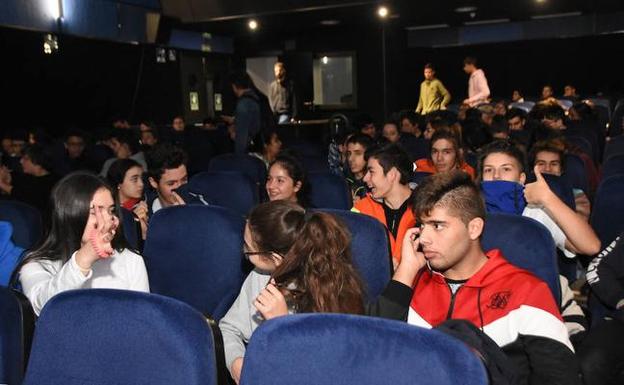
[272,212,365,315]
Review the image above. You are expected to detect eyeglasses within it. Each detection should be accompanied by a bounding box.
[243,250,284,262]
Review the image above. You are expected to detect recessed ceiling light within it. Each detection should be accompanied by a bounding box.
[248,19,258,30]
[377,6,389,18]
[320,20,341,26]
[455,6,478,13]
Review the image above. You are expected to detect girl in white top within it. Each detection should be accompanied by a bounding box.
[15,171,149,315]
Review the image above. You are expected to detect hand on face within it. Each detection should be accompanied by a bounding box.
[393,228,426,285]
[88,205,119,258]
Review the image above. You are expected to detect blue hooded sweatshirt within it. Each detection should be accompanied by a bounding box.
[0,221,24,286]
[481,180,527,215]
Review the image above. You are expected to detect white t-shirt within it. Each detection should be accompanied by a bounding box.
[20,248,150,315]
[523,206,576,259]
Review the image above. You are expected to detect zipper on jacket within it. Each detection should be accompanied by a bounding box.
[445,284,462,320]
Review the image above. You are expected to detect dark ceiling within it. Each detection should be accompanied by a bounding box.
[161,0,624,36]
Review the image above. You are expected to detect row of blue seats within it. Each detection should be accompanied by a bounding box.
[1,288,489,385]
[2,206,563,384]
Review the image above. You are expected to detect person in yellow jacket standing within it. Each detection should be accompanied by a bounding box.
[415,63,451,115]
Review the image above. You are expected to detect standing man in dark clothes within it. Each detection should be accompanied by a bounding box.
[269,62,297,124]
[224,72,261,154]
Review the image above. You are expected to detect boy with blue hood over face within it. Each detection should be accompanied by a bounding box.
[477,140,600,259]
[477,140,600,344]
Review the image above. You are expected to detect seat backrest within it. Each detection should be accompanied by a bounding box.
[317,209,391,301]
[590,175,624,248]
[23,289,217,385]
[240,313,488,385]
[601,154,624,180]
[143,205,245,319]
[564,153,590,193]
[300,155,329,173]
[482,213,561,303]
[526,172,576,210]
[0,201,43,249]
[308,172,353,210]
[0,287,24,385]
[603,135,624,163]
[120,207,141,251]
[189,171,259,217]
[207,153,267,185]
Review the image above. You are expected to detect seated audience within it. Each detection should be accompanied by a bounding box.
[266,153,308,205]
[107,158,148,240]
[529,140,591,220]
[478,140,600,258]
[415,129,476,178]
[249,131,282,168]
[0,144,58,213]
[353,143,415,266]
[582,232,624,385]
[345,134,374,202]
[145,143,188,214]
[393,171,581,384]
[220,201,365,383]
[53,129,91,176]
[100,130,146,177]
[14,171,149,315]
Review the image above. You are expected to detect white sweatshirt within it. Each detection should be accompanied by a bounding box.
[20,248,150,315]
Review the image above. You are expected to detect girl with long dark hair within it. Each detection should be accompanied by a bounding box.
[14,171,149,315]
[219,200,364,383]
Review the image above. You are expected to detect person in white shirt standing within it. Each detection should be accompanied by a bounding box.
[14,171,149,315]
[462,56,491,107]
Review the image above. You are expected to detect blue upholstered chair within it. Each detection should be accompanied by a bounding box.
[240,314,488,385]
[591,175,624,249]
[0,287,27,385]
[143,205,245,320]
[189,171,259,217]
[482,213,561,304]
[603,135,624,163]
[602,154,624,180]
[22,289,217,385]
[0,201,43,249]
[308,172,352,210]
[411,171,433,185]
[317,209,391,301]
[207,153,267,186]
[120,207,141,251]
[564,153,590,194]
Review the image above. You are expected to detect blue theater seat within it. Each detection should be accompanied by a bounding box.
[23,289,217,385]
[591,175,624,248]
[0,201,43,250]
[240,313,488,385]
[143,205,245,320]
[317,209,391,301]
[308,172,352,210]
[482,213,561,304]
[189,171,259,217]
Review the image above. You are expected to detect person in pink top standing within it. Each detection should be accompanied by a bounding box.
[462,56,490,107]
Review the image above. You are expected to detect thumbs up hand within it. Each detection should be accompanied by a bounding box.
[524,165,556,207]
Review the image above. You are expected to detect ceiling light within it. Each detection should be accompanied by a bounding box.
[248,19,258,31]
[377,6,389,18]
[455,6,478,13]
[322,56,329,64]
[320,20,341,26]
